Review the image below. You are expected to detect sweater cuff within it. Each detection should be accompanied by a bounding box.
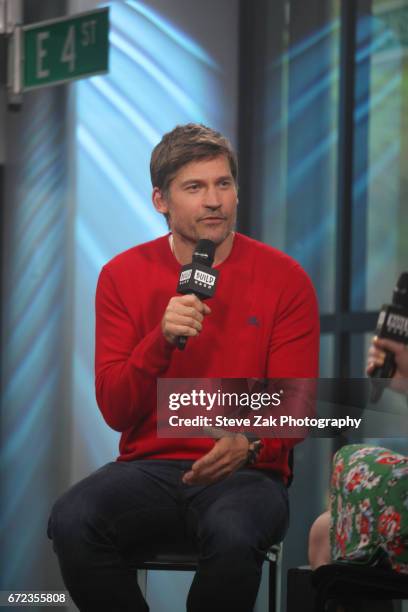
[129,323,176,376]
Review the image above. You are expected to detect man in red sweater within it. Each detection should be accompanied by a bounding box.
[48,124,319,611]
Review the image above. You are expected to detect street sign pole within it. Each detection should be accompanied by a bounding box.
[8,24,22,96]
[2,0,23,107]
[0,0,22,34]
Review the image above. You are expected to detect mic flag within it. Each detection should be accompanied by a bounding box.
[176,239,219,350]
[370,272,408,402]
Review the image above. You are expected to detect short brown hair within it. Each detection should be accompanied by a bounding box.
[150,123,238,196]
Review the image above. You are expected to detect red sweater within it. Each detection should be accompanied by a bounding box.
[95,233,319,482]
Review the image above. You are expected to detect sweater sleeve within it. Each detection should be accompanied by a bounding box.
[263,263,320,453]
[267,263,320,378]
[95,265,176,432]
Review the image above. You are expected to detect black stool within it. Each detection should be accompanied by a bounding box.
[287,564,408,612]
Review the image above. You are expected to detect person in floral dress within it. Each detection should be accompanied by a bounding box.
[308,336,408,573]
[329,443,408,572]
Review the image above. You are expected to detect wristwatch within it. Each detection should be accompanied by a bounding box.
[241,433,263,465]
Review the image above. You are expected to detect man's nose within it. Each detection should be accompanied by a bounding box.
[204,200,221,210]
[204,186,222,208]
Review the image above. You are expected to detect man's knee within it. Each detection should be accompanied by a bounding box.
[48,463,124,550]
[199,509,265,565]
[48,468,117,554]
[48,486,86,553]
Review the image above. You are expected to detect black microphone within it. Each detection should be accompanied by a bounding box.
[175,239,219,350]
[369,272,408,402]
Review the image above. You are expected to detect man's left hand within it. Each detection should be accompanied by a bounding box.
[182,432,249,485]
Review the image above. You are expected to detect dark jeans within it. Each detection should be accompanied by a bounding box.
[48,460,289,612]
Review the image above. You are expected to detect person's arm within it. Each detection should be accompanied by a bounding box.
[95,266,210,431]
[95,266,175,431]
[267,263,320,378]
[264,263,320,452]
[183,263,320,484]
[366,336,408,395]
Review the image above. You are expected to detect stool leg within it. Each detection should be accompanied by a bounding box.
[268,560,276,612]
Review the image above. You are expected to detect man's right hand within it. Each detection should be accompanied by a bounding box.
[161,294,211,345]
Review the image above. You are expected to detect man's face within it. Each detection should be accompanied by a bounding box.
[155,156,238,246]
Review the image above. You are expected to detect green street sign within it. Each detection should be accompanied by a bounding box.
[22,7,109,91]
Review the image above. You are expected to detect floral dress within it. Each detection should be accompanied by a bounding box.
[330,444,408,574]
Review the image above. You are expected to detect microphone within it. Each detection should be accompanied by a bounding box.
[369,272,408,402]
[175,239,219,350]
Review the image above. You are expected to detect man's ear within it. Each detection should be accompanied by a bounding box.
[152,187,169,215]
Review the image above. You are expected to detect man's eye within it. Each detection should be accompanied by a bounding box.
[219,180,232,188]
[187,184,199,191]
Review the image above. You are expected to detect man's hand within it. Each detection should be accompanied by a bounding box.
[161,294,211,345]
[366,336,408,395]
[182,432,249,486]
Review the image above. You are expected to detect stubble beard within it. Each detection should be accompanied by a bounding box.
[175,211,237,248]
